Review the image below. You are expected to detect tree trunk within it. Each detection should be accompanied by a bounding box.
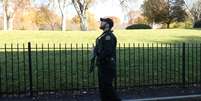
[61,14,66,31]
[50,24,55,30]
[192,18,196,28]
[152,21,155,29]
[80,14,88,31]
[9,17,13,30]
[3,14,9,30]
[71,0,89,31]
[3,0,13,31]
[3,2,8,31]
[167,23,170,29]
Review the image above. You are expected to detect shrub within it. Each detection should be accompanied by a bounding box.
[170,22,192,29]
[126,24,152,29]
[193,20,201,28]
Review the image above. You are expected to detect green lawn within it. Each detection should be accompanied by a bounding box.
[0,29,201,47]
[0,29,201,94]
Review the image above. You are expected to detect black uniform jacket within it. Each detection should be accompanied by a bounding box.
[94,30,117,66]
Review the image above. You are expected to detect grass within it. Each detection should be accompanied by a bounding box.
[0,29,201,47]
[0,29,201,94]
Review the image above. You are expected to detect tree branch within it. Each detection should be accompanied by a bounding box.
[183,0,193,20]
[72,0,82,16]
[57,0,64,16]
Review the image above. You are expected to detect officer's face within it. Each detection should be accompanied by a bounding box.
[100,21,108,30]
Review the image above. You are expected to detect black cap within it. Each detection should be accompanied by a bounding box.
[100,18,114,28]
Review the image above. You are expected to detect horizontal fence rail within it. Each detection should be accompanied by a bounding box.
[0,42,200,97]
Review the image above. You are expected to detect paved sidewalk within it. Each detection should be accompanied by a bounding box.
[1,87,201,101]
[124,94,201,101]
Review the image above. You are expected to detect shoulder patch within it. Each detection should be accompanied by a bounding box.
[105,35,111,40]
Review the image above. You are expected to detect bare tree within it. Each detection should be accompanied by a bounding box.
[191,0,201,21]
[184,0,201,24]
[118,0,139,24]
[3,0,30,30]
[46,0,71,31]
[57,0,71,31]
[119,0,129,11]
[3,0,14,30]
[71,0,95,31]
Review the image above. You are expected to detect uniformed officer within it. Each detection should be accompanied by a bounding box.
[90,18,121,101]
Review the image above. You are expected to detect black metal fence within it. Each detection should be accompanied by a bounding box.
[0,42,200,97]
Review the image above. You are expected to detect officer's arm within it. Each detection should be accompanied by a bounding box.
[99,35,114,60]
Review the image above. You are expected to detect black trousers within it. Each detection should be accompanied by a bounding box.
[97,64,121,101]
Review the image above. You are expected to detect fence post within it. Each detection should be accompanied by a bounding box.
[28,42,33,97]
[114,73,117,90]
[182,43,186,87]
